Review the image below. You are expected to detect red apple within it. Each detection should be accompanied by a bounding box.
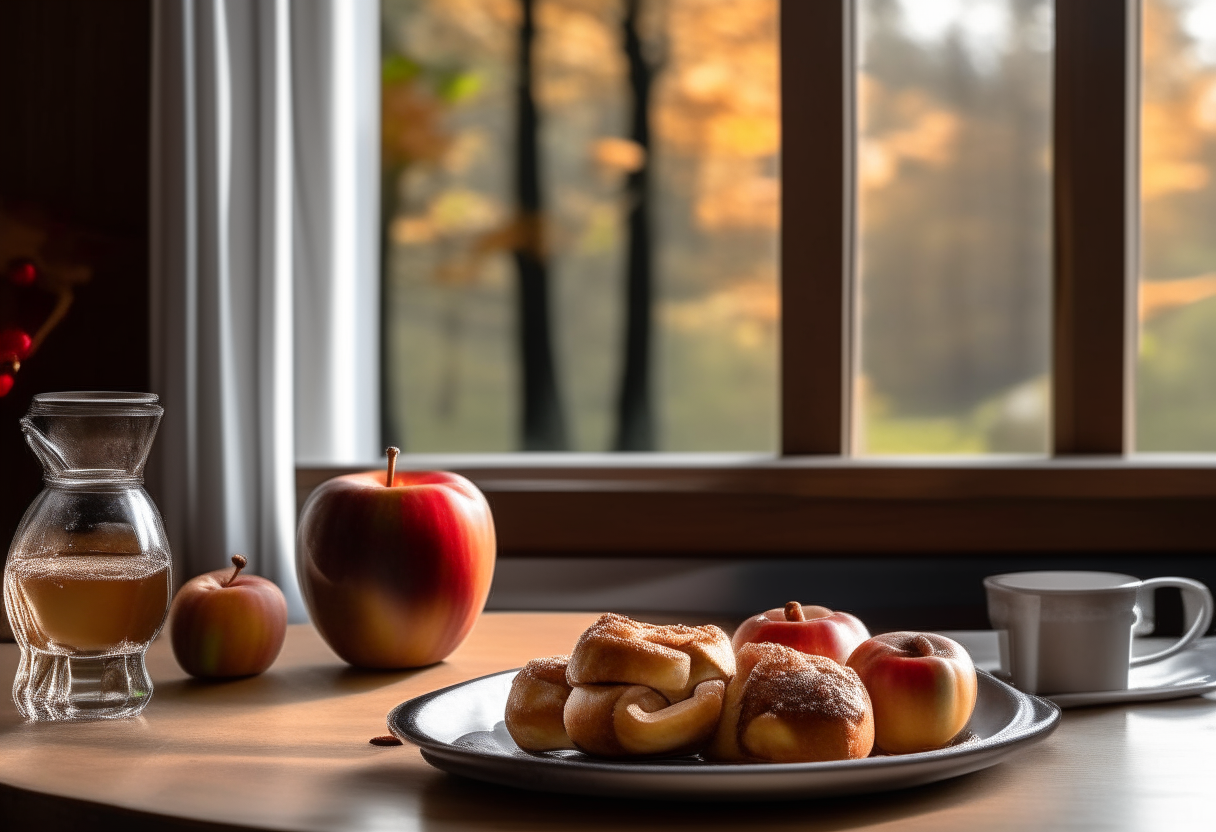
[296,447,496,669]
[846,631,978,754]
[731,602,871,665]
[169,554,288,678]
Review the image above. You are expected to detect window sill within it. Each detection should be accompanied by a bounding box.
[297,454,1216,556]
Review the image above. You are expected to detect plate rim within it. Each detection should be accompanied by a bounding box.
[389,667,1061,779]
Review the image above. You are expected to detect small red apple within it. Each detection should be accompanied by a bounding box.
[731,602,871,665]
[846,631,978,754]
[169,554,288,678]
[296,447,496,669]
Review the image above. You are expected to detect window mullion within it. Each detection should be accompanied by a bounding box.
[1053,0,1140,455]
[779,0,855,456]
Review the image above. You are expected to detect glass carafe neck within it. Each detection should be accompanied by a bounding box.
[21,392,164,485]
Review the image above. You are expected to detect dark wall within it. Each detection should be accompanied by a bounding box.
[0,0,153,550]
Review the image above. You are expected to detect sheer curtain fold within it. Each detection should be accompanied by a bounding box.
[150,0,379,622]
[292,0,381,466]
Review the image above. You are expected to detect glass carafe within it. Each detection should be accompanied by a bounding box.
[4,392,172,720]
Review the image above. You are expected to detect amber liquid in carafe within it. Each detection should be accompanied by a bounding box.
[9,391,171,720]
[9,554,170,655]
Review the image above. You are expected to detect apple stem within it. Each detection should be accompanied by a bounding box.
[784,602,806,622]
[912,634,936,657]
[224,554,248,587]
[385,446,400,487]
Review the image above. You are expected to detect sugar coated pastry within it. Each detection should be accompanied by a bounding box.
[564,679,726,758]
[505,656,576,751]
[565,612,735,701]
[706,642,874,763]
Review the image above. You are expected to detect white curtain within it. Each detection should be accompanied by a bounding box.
[149,0,380,621]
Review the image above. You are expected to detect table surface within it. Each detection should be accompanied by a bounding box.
[2,613,1215,831]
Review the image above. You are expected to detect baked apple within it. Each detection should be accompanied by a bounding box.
[846,631,977,754]
[732,602,870,665]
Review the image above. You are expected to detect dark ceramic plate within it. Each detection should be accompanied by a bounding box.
[388,668,1059,801]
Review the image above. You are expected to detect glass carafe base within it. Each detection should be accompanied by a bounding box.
[13,650,154,721]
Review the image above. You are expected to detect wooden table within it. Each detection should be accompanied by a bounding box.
[2,613,1215,831]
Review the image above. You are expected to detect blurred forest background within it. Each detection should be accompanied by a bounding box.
[1140,0,1216,451]
[379,0,1216,454]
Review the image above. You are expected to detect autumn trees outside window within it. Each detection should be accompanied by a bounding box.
[856,0,1052,454]
[352,0,1216,558]
[1139,0,1216,450]
[380,0,779,453]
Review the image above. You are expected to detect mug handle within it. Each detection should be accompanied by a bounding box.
[1130,577,1214,667]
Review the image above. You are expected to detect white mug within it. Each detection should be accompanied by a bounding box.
[984,571,1214,695]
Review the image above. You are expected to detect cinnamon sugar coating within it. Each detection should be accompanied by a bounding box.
[505,656,576,752]
[566,613,735,701]
[706,642,874,763]
[519,654,572,687]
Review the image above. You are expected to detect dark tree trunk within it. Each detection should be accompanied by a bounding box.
[380,167,403,449]
[613,0,656,451]
[513,0,568,450]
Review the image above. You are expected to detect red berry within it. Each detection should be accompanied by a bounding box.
[0,328,32,360]
[0,374,13,397]
[7,258,37,287]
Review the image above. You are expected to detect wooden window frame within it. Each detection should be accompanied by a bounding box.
[299,0,1216,558]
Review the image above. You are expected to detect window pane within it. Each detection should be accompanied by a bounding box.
[856,0,1053,454]
[380,0,778,452]
[1138,0,1216,451]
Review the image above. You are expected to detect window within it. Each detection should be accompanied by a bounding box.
[1138,0,1216,450]
[297,0,1216,559]
[856,0,1053,454]
[379,0,779,453]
